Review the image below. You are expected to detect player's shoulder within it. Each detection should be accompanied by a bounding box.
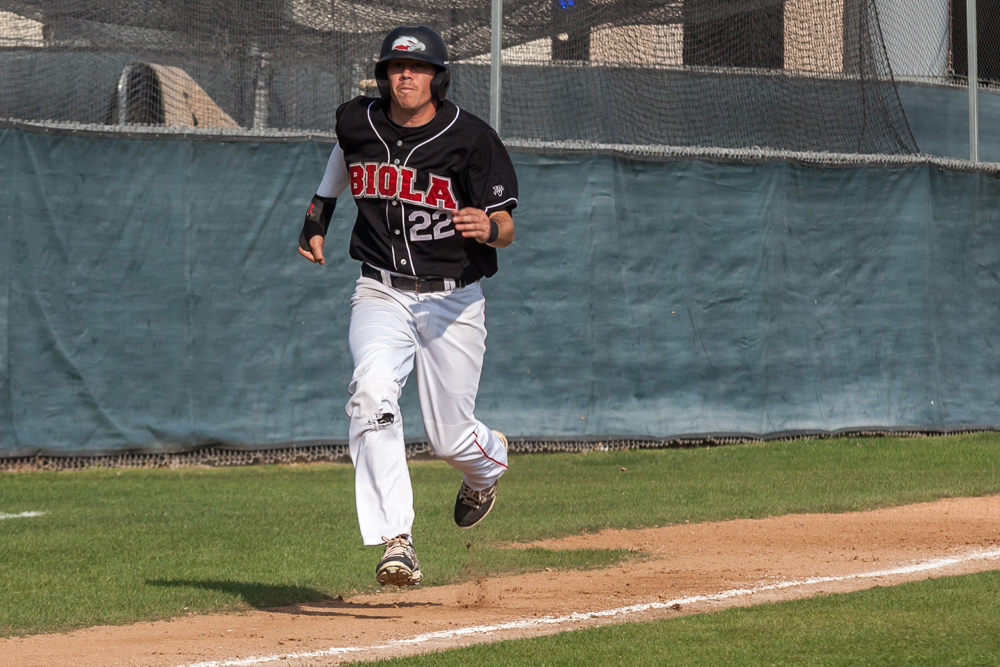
[447,104,508,157]
[449,103,496,137]
[336,95,382,123]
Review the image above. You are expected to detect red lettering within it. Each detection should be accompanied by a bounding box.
[377,164,399,198]
[352,165,456,209]
[424,175,458,210]
[348,164,365,197]
[364,163,378,196]
[398,167,425,204]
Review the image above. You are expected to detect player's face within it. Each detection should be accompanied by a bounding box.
[386,58,436,113]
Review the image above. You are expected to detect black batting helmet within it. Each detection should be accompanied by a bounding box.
[374,26,451,102]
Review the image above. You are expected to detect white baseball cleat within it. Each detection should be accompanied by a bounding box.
[376,534,423,586]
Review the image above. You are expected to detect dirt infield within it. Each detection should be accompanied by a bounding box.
[5,495,1000,667]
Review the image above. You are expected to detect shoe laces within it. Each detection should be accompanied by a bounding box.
[458,481,497,509]
[381,534,414,560]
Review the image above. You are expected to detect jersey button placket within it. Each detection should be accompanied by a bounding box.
[392,195,405,266]
[391,144,403,260]
[390,139,409,272]
[390,146,405,269]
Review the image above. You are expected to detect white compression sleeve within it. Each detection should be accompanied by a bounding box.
[316,143,349,198]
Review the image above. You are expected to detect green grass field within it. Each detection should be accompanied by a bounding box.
[1,433,998,639]
[369,570,1000,666]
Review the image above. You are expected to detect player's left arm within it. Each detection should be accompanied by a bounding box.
[453,207,514,248]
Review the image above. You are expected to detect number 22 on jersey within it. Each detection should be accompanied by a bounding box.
[407,210,454,242]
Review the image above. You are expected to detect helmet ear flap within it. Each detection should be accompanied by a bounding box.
[375,62,391,100]
[430,68,451,101]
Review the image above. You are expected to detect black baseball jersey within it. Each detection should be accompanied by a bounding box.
[335,96,518,282]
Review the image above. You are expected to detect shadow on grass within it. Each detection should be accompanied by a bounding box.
[145,579,330,610]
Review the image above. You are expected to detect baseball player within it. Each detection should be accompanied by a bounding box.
[297,26,518,587]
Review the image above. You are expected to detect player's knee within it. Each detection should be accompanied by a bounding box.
[346,379,399,431]
[425,420,478,459]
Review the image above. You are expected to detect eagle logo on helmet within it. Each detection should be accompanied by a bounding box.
[391,36,426,52]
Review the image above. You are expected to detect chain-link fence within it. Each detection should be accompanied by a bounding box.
[2,2,999,465]
[0,0,957,154]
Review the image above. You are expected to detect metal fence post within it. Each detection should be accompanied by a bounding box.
[968,0,979,163]
[490,0,503,135]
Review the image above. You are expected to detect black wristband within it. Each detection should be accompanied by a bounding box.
[487,218,499,244]
[300,194,337,251]
[301,218,327,243]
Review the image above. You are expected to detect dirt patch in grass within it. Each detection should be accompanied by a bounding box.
[4,495,1000,666]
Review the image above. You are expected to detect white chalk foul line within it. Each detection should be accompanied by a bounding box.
[180,547,1000,667]
[0,511,45,520]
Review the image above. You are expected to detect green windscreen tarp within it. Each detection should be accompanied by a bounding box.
[1,126,999,454]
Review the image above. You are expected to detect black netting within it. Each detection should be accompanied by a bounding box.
[3,428,996,472]
[950,0,1000,87]
[0,1,925,153]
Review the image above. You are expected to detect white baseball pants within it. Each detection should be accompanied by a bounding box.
[345,276,509,546]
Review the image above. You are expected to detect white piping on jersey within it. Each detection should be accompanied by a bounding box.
[400,202,416,273]
[386,200,397,269]
[485,197,518,213]
[367,102,463,276]
[399,201,415,273]
[399,106,460,276]
[403,106,462,168]
[366,101,408,273]
[365,100,392,163]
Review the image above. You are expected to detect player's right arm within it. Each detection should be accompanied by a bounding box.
[298,143,349,266]
[453,207,514,248]
[454,121,518,249]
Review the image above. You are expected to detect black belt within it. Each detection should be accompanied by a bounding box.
[361,263,470,293]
